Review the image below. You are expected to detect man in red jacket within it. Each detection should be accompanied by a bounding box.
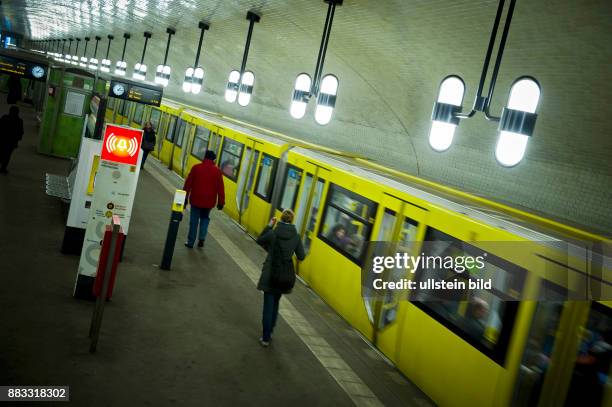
[183,150,225,248]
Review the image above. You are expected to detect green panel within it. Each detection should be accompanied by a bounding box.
[38,67,93,158]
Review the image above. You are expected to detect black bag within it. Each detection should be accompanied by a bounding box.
[269,234,296,291]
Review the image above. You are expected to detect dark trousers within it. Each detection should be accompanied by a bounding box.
[141,149,151,168]
[262,292,282,341]
[187,206,212,245]
[0,147,14,171]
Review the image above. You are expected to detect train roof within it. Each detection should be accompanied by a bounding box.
[290,147,611,251]
[181,108,287,146]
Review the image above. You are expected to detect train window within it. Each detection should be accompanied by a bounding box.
[411,228,526,365]
[165,116,177,142]
[364,213,419,327]
[175,120,189,147]
[149,109,161,132]
[254,154,278,202]
[191,126,211,160]
[278,165,302,211]
[107,97,115,109]
[318,184,377,264]
[121,100,131,116]
[565,302,612,406]
[209,130,222,164]
[512,281,566,406]
[133,103,144,125]
[219,138,244,181]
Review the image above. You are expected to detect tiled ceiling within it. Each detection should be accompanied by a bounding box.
[2,0,612,233]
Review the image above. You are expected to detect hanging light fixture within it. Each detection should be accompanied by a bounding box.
[224,11,260,107]
[101,35,113,73]
[155,27,176,87]
[72,38,80,65]
[89,36,101,70]
[290,0,342,125]
[79,37,89,67]
[64,38,73,63]
[133,31,152,81]
[428,0,540,167]
[182,21,209,95]
[115,33,130,76]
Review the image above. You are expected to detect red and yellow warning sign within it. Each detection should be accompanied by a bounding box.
[101,124,143,166]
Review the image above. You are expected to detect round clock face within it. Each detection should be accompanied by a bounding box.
[113,83,126,96]
[31,66,45,79]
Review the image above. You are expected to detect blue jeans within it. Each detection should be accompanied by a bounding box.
[262,292,282,342]
[187,206,211,246]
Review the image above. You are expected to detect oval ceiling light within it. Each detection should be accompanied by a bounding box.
[183,21,209,95]
[225,70,240,103]
[495,77,540,167]
[155,28,175,87]
[429,75,465,152]
[314,74,339,125]
[115,33,130,76]
[237,70,255,106]
[290,73,312,119]
[225,11,261,107]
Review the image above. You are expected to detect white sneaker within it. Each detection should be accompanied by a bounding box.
[259,337,270,347]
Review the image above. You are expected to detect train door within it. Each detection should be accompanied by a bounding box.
[363,193,428,361]
[159,115,177,165]
[512,290,611,407]
[170,119,192,177]
[235,139,262,233]
[292,162,330,282]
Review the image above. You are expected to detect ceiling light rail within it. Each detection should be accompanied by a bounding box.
[115,33,131,76]
[290,0,342,125]
[428,0,541,167]
[183,21,210,95]
[101,35,114,73]
[225,11,261,107]
[155,27,176,87]
[89,36,101,70]
[133,31,152,81]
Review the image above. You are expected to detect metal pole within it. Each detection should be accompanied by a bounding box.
[193,23,209,67]
[313,1,333,95]
[484,0,517,121]
[314,1,337,95]
[105,35,113,59]
[89,217,121,353]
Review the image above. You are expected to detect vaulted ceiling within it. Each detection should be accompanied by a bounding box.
[2,0,612,234]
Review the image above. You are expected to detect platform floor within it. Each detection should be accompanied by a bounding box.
[0,101,433,406]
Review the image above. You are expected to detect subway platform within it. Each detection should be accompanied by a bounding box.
[0,102,433,406]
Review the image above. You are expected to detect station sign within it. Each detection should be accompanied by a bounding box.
[0,54,48,81]
[101,124,143,166]
[109,78,163,106]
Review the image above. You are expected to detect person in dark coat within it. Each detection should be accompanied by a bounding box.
[0,106,24,174]
[256,209,306,347]
[140,121,156,169]
[6,75,22,105]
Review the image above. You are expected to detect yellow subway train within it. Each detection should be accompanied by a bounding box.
[104,97,612,407]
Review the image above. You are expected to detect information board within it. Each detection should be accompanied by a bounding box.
[109,78,162,106]
[0,54,48,81]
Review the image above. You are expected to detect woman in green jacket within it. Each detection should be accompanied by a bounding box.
[256,209,305,347]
